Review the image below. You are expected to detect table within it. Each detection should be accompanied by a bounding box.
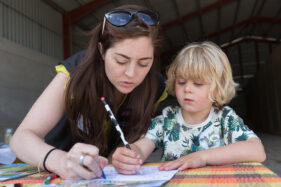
[165,162,281,186]
[1,162,281,186]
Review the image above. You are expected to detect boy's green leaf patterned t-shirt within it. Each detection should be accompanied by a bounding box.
[145,106,258,161]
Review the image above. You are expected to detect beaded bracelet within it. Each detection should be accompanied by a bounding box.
[43,148,57,173]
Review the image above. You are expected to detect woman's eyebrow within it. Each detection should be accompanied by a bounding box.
[114,53,152,61]
[139,57,153,61]
[115,53,130,59]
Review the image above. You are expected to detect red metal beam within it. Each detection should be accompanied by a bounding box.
[161,0,233,29]
[44,0,110,59]
[42,0,70,58]
[68,0,110,24]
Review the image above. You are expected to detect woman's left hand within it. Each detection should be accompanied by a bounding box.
[159,151,207,171]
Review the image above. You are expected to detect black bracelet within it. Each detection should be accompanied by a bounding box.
[43,148,57,173]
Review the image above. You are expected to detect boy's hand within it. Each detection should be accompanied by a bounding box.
[112,147,143,174]
[159,151,207,171]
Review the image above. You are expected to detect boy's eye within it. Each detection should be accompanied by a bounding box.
[176,78,186,85]
[194,82,203,86]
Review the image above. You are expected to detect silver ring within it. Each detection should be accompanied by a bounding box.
[79,154,86,166]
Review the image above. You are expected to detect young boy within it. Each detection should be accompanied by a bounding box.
[112,41,266,174]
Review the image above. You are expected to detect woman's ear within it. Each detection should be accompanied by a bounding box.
[98,42,105,60]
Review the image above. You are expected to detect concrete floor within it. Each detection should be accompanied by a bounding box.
[146,132,281,177]
[258,132,281,177]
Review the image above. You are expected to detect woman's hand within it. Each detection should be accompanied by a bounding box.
[57,143,108,179]
[112,147,142,174]
[159,151,207,171]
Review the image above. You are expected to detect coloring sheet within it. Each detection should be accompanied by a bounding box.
[59,165,178,186]
[100,165,177,181]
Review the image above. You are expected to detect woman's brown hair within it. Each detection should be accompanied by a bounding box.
[64,5,162,156]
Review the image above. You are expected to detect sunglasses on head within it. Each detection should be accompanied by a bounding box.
[105,9,159,26]
[102,9,159,34]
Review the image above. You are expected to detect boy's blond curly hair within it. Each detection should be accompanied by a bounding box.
[166,41,238,108]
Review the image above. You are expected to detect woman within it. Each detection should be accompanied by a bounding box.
[10,4,167,179]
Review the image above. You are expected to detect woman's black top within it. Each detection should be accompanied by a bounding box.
[44,51,166,155]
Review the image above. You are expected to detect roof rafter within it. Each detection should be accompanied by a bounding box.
[222,37,280,49]
[195,0,204,36]
[170,0,189,44]
[216,7,221,44]
[237,0,258,38]
[162,17,281,56]
[248,0,266,36]
[42,0,66,14]
[229,0,240,41]
[199,17,281,41]
[161,0,233,29]
[264,4,281,37]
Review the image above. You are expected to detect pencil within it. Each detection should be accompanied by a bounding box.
[100,97,131,149]
[101,97,143,174]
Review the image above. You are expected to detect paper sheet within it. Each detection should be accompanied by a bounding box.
[62,165,178,186]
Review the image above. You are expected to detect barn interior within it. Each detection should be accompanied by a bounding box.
[0,0,280,176]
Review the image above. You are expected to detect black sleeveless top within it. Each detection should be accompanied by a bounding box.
[44,51,166,156]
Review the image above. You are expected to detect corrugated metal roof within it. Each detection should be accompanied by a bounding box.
[46,0,281,58]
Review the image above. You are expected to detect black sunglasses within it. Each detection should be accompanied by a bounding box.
[104,9,159,27]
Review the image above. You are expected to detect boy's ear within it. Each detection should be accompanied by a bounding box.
[98,42,104,60]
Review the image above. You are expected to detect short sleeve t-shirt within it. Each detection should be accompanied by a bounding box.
[145,105,258,161]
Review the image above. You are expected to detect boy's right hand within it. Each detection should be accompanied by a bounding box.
[112,147,143,174]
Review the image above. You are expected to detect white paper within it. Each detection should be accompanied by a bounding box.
[61,165,178,187]
[101,165,177,181]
